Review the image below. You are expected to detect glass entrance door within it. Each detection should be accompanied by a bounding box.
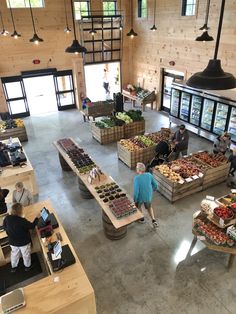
[1,76,29,118]
[53,70,76,110]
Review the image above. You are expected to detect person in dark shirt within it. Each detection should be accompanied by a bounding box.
[229,148,236,176]
[171,124,189,159]
[3,203,38,272]
[0,187,9,214]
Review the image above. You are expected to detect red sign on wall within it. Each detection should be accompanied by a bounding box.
[33,59,40,64]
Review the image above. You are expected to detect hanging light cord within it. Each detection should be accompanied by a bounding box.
[70,0,77,40]
[29,0,37,33]
[213,0,225,60]
[153,0,156,25]
[64,0,69,26]
[204,0,211,26]
[131,0,133,28]
[8,0,16,31]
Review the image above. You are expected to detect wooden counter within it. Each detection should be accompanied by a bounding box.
[122,89,156,111]
[0,138,38,201]
[53,139,143,230]
[0,200,96,314]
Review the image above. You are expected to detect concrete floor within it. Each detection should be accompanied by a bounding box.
[22,105,235,314]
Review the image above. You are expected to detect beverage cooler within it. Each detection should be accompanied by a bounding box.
[169,82,236,142]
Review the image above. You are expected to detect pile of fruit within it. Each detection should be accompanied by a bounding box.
[214,206,234,220]
[185,156,210,172]
[217,193,236,205]
[194,216,235,247]
[156,164,182,182]
[58,138,96,174]
[193,152,227,167]
[0,119,24,131]
[109,197,137,219]
[170,159,201,178]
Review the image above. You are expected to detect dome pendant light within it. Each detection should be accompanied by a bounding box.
[65,0,87,54]
[64,0,71,33]
[196,0,213,41]
[29,0,43,44]
[187,0,236,90]
[0,11,9,36]
[89,18,97,36]
[150,0,157,31]
[127,0,137,38]
[8,0,21,38]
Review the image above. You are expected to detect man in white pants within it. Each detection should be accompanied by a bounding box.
[3,203,38,272]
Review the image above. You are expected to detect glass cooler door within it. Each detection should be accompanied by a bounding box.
[180,92,191,121]
[170,89,180,117]
[200,99,215,131]
[190,95,202,126]
[213,102,229,135]
[228,107,236,141]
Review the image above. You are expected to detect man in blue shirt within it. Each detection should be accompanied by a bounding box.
[134,162,159,228]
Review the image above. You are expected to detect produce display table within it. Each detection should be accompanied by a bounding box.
[53,138,143,239]
[122,89,156,111]
[153,152,230,202]
[0,200,96,314]
[81,100,114,122]
[0,138,38,201]
[91,123,124,145]
[0,119,28,142]
[190,209,236,271]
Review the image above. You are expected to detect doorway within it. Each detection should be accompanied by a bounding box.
[161,69,184,112]
[23,75,57,115]
[84,62,121,102]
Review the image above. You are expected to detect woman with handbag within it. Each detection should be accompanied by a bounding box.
[12,182,33,207]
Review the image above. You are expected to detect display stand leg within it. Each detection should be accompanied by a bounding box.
[58,153,72,171]
[78,178,94,199]
[186,236,198,259]
[102,211,127,240]
[227,254,235,271]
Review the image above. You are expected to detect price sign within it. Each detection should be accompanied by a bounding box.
[219,218,225,227]
[185,178,193,182]
[179,180,185,184]
[197,235,206,241]
[198,172,204,178]
[231,189,236,194]
[192,175,199,180]
[206,195,215,201]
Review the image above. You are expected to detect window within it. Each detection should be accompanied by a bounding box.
[103,1,117,16]
[181,0,196,16]
[138,0,147,18]
[6,0,44,8]
[74,1,90,20]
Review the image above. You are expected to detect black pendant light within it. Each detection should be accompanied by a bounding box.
[29,0,43,44]
[150,0,157,31]
[65,0,87,54]
[64,0,71,33]
[8,0,21,38]
[187,0,236,90]
[195,0,213,41]
[127,0,137,38]
[0,11,9,36]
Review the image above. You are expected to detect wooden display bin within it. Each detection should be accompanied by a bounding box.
[117,141,155,169]
[152,168,202,202]
[124,120,145,138]
[91,123,124,144]
[0,126,28,142]
[82,101,114,121]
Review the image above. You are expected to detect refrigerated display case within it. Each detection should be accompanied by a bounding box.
[213,103,229,135]
[200,99,215,131]
[190,95,202,126]
[180,92,191,121]
[228,107,236,141]
[170,89,180,117]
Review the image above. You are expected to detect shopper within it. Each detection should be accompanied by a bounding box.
[171,124,189,159]
[0,187,9,214]
[3,203,38,272]
[103,69,110,94]
[213,132,231,155]
[229,148,236,176]
[12,182,33,207]
[133,162,159,228]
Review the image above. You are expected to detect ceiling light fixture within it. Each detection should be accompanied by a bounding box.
[150,0,157,31]
[64,0,71,33]
[195,0,213,41]
[0,11,9,36]
[29,0,43,44]
[127,0,137,38]
[187,0,236,90]
[89,18,96,36]
[65,0,87,54]
[8,0,21,38]
[119,0,123,30]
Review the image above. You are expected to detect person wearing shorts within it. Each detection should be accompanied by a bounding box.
[134,162,159,228]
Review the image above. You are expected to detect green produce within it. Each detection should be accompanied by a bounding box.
[137,135,155,147]
[126,110,144,121]
[116,112,133,124]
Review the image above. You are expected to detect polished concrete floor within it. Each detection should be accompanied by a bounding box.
[22,105,235,314]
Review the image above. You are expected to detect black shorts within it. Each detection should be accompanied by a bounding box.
[135,202,151,210]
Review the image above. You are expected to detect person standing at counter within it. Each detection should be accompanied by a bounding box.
[213,132,231,155]
[133,162,159,228]
[12,182,33,207]
[171,125,189,159]
[3,203,39,272]
[0,187,9,214]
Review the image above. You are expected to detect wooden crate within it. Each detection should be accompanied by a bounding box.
[117,142,155,169]
[124,120,145,138]
[91,123,124,144]
[0,126,28,142]
[152,169,203,202]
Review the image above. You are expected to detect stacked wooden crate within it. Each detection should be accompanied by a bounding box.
[91,123,124,144]
[124,120,145,138]
[0,127,28,142]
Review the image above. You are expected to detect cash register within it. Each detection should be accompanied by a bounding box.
[47,241,76,272]
[37,207,59,238]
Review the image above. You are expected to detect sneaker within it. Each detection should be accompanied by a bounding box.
[152,219,159,228]
[138,217,145,224]
[10,267,17,273]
